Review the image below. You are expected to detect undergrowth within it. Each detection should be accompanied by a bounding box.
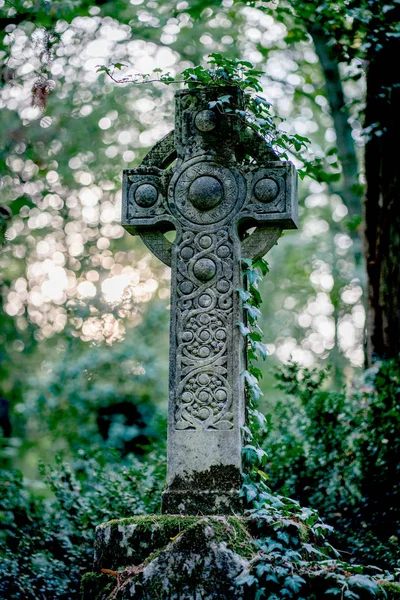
[237,257,400,599]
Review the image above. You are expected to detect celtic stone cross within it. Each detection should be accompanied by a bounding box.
[122,87,297,514]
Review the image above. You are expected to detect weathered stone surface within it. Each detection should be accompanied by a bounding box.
[121,86,298,514]
[85,515,254,600]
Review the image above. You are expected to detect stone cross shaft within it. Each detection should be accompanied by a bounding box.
[122,87,297,515]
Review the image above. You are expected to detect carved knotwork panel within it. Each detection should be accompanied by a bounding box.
[174,228,235,431]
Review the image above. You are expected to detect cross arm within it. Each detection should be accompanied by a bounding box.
[240,161,298,230]
[121,166,175,236]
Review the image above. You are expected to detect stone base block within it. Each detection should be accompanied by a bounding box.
[83,515,254,600]
[161,464,243,515]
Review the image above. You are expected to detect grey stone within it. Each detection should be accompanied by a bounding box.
[84,515,254,600]
[122,86,298,514]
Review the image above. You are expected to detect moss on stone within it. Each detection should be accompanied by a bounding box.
[80,572,114,600]
[213,516,255,559]
[161,465,243,515]
[94,515,201,570]
[379,581,400,598]
[166,465,242,492]
[95,514,257,572]
[86,515,256,600]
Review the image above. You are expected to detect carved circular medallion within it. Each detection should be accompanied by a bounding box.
[169,158,243,227]
[254,178,279,203]
[188,176,223,211]
[193,257,216,281]
[199,330,211,342]
[134,183,158,207]
[180,246,194,260]
[180,281,194,294]
[199,235,212,249]
[217,279,230,293]
[199,346,210,358]
[200,314,210,325]
[198,390,210,403]
[182,392,192,403]
[198,373,210,385]
[195,109,217,132]
[199,293,212,308]
[215,328,226,340]
[217,245,230,258]
[215,389,227,401]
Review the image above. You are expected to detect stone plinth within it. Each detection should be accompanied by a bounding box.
[83,515,254,600]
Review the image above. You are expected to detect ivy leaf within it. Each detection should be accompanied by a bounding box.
[250,384,263,402]
[245,269,262,286]
[240,258,253,268]
[252,258,269,275]
[251,409,267,429]
[348,575,379,593]
[256,469,269,481]
[217,94,232,104]
[255,94,272,107]
[244,303,262,320]
[248,365,263,380]
[242,370,258,387]
[249,286,263,306]
[236,572,257,587]
[237,287,252,302]
[254,341,267,360]
[113,62,128,70]
[248,349,258,362]
[237,322,251,337]
[243,444,268,466]
[241,479,258,501]
[248,331,263,342]
[283,574,306,593]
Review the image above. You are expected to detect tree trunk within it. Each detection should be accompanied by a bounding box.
[310,25,361,221]
[364,8,400,363]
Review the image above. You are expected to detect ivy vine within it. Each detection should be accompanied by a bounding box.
[97,53,341,184]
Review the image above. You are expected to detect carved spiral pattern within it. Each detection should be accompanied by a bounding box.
[175,229,234,431]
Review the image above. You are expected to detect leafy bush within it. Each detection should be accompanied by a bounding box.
[262,357,400,570]
[0,449,165,599]
[237,259,399,599]
[240,478,396,600]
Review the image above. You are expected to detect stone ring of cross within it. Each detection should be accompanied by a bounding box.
[122,86,298,515]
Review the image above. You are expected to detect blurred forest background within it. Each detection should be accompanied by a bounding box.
[1,1,399,598]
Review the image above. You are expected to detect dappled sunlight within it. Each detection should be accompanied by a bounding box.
[0,0,366,364]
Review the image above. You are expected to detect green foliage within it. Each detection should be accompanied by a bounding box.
[23,302,168,456]
[238,258,399,598]
[100,53,340,182]
[262,357,400,570]
[0,450,165,599]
